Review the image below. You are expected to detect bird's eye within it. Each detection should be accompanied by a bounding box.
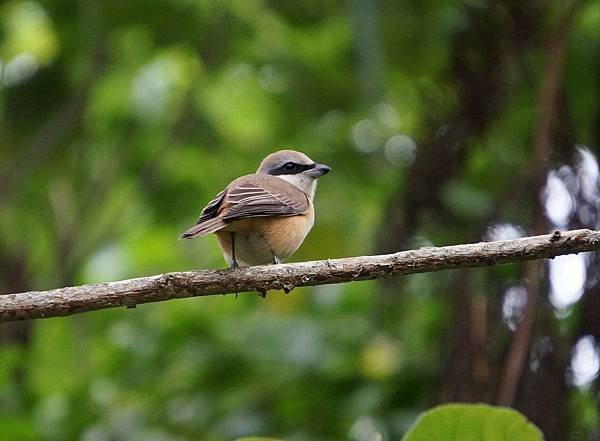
[284,162,296,171]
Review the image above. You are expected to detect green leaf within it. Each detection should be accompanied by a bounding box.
[402,404,544,441]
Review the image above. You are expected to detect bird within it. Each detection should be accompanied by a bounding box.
[181,149,331,268]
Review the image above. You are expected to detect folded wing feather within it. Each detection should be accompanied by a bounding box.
[180,174,308,239]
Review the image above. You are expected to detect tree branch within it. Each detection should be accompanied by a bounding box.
[1,229,599,323]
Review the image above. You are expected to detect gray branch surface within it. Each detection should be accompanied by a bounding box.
[2,229,599,323]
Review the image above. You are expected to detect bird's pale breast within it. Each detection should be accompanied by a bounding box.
[215,203,314,266]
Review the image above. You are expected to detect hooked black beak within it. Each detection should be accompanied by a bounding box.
[305,163,332,177]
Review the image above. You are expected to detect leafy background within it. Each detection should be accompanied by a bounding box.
[1,0,600,440]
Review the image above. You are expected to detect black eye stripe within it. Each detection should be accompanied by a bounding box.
[269,162,316,175]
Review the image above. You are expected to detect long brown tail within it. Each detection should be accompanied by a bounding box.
[180,217,226,239]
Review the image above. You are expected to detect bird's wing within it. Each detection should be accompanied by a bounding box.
[180,189,227,238]
[180,175,308,239]
[221,174,309,220]
[197,189,227,224]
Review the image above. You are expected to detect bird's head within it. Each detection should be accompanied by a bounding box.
[257,149,331,197]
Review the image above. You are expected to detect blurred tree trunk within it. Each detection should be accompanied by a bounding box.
[375,2,507,333]
[506,5,584,441]
[375,0,508,351]
[377,2,586,440]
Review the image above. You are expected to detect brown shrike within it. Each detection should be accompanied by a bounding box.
[181,150,331,267]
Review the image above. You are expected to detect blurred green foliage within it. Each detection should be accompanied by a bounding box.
[1,0,600,440]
